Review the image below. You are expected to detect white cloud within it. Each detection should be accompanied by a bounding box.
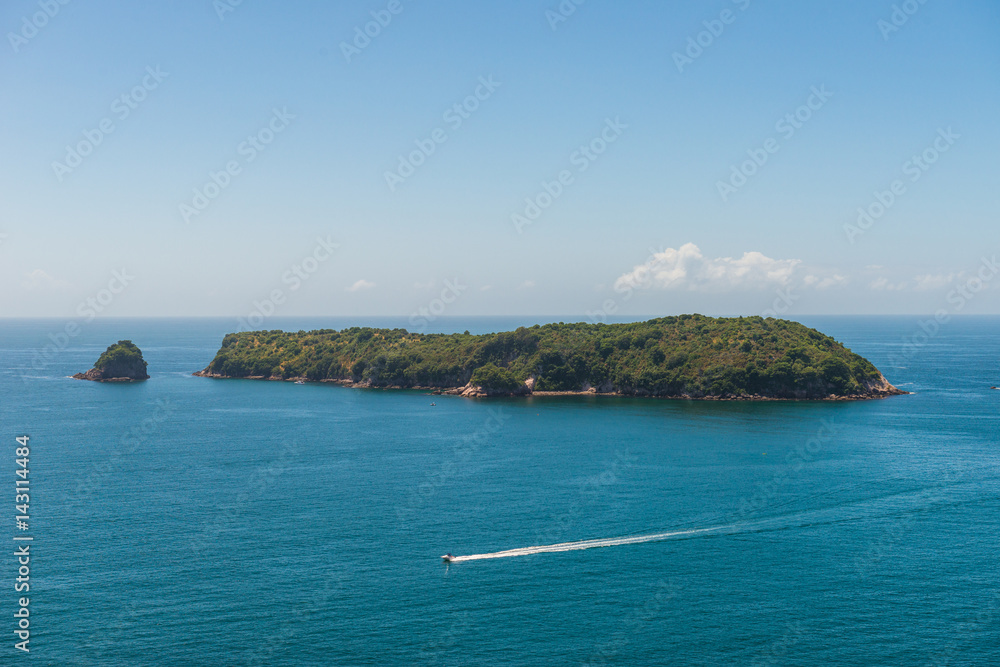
[869,277,907,291]
[803,273,847,289]
[346,279,375,292]
[21,269,71,291]
[613,243,800,292]
[913,273,956,291]
[815,274,847,289]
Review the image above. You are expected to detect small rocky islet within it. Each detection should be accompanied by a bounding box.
[73,340,149,382]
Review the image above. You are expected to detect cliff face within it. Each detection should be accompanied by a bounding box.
[73,340,149,382]
[858,373,905,398]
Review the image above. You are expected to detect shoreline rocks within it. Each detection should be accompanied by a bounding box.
[191,370,907,401]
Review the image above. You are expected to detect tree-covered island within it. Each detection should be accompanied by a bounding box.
[194,315,904,400]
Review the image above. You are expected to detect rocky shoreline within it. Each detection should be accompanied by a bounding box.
[191,370,907,401]
[72,369,147,383]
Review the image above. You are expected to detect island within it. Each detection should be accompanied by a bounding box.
[194,315,905,400]
[73,340,150,382]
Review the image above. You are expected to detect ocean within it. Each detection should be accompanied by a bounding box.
[1,315,998,665]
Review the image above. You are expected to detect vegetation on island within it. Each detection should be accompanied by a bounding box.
[94,340,146,373]
[74,340,149,382]
[197,315,900,399]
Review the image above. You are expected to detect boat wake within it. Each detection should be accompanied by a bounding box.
[443,475,1000,564]
[447,524,737,563]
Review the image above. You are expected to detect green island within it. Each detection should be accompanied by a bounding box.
[194,315,904,400]
[73,340,150,382]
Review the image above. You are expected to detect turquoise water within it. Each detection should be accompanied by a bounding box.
[2,316,998,665]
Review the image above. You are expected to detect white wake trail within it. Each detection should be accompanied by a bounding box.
[449,524,736,563]
[446,479,996,564]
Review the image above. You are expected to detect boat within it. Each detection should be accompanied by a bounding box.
[430,402,436,406]
[441,553,455,563]
[294,380,305,385]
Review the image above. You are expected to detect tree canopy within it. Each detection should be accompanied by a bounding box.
[95,340,147,372]
[201,315,892,399]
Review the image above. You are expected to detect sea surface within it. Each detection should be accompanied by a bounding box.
[1,315,998,666]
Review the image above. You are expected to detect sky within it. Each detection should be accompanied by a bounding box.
[1,0,999,320]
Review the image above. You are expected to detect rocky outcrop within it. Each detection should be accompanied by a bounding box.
[457,380,533,398]
[857,373,907,398]
[73,340,149,382]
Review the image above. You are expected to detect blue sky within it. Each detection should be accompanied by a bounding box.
[1,0,998,319]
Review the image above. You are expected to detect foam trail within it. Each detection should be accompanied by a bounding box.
[449,524,736,562]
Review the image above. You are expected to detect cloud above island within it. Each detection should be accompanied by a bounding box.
[803,274,848,289]
[346,279,376,292]
[613,243,801,292]
[20,269,72,292]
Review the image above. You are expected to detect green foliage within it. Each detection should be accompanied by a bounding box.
[820,357,852,392]
[470,363,521,391]
[95,340,147,373]
[202,315,889,398]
